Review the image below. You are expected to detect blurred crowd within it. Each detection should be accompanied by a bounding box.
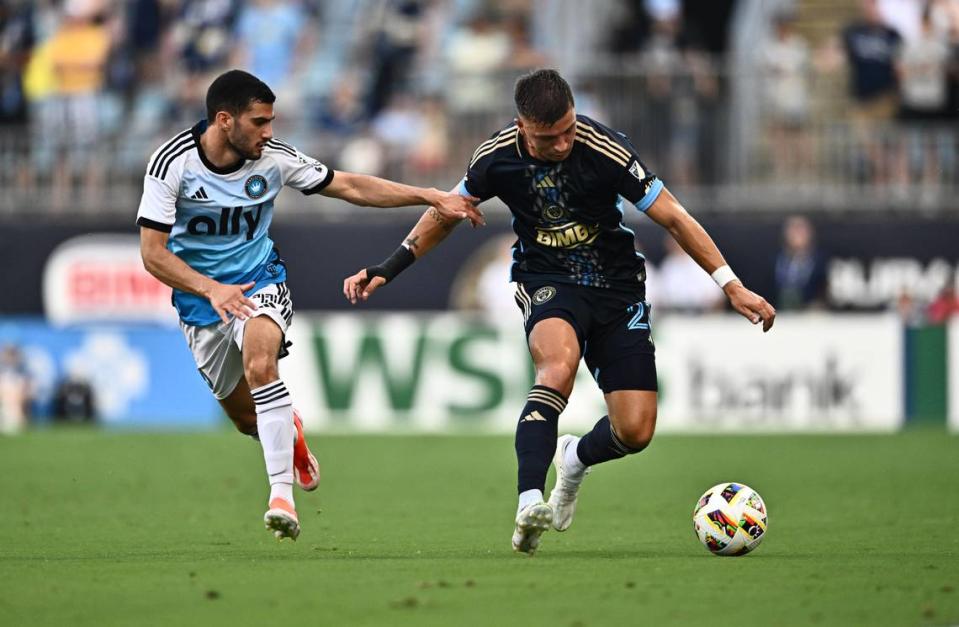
[1,0,959,210]
[761,0,959,189]
[0,0,739,201]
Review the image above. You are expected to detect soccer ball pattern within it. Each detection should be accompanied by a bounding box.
[693,482,767,556]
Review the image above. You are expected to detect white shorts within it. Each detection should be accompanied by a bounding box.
[179,282,293,400]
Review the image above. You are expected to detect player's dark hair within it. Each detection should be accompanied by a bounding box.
[206,70,275,121]
[514,69,575,126]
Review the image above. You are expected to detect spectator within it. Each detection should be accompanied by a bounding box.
[926,276,959,323]
[20,2,59,199]
[444,12,511,117]
[503,14,548,72]
[233,0,313,105]
[0,344,31,434]
[2,1,38,193]
[0,1,36,128]
[46,0,112,208]
[895,289,925,327]
[363,0,427,120]
[371,92,427,175]
[52,368,97,424]
[170,0,240,118]
[408,94,450,173]
[773,215,829,310]
[839,0,904,182]
[930,0,959,122]
[760,11,813,180]
[656,234,724,312]
[125,0,165,87]
[896,6,953,184]
[639,15,684,181]
[315,73,365,137]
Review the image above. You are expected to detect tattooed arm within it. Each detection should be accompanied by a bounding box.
[343,187,470,304]
[400,205,460,258]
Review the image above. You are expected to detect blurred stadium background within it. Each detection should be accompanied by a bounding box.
[1,1,958,625]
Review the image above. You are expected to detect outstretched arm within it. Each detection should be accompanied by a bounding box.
[321,171,484,225]
[645,188,776,332]
[343,186,467,304]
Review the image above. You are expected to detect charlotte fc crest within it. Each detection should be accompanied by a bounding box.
[244,174,268,199]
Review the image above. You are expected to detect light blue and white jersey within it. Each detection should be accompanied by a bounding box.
[136,120,334,326]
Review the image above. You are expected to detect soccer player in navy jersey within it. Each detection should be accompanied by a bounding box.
[137,70,482,541]
[343,69,775,554]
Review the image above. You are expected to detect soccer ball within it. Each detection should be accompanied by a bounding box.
[692,482,767,556]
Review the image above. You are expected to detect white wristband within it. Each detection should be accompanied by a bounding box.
[711,265,738,288]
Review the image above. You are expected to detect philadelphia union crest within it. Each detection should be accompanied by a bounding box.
[244,174,268,199]
[532,286,556,305]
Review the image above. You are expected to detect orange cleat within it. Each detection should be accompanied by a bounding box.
[264,497,300,541]
[292,409,320,491]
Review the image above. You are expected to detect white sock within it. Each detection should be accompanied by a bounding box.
[564,436,587,477]
[252,380,296,506]
[517,488,544,514]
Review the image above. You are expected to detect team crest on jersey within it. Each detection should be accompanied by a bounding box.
[245,174,268,199]
[532,286,556,305]
[544,204,566,221]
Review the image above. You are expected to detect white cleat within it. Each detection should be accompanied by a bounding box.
[511,501,553,555]
[264,498,300,541]
[548,434,589,532]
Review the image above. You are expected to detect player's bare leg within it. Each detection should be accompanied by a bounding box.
[243,317,300,540]
[512,317,579,554]
[219,378,319,491]
[218,377,258,436]
[550,390,656,531]
[604,391,657,452]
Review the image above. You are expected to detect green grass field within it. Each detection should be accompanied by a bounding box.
[1,429,958,627]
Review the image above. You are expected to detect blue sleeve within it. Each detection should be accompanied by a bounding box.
[456,178,487,204]
[633,178,664,213]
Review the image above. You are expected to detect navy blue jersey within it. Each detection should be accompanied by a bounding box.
[459,115,663,293]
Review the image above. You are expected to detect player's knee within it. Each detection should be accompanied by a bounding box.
[612,408,656,451]
[535,361,577,394]
[616,423,654,452]
[244,356,279,390]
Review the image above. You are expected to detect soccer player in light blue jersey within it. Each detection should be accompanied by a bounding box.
[137,70,482,540]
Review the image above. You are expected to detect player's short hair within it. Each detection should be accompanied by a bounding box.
[514,69,575,126]
[206,70,276,122]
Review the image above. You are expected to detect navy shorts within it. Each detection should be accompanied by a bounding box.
[513,281,657,393]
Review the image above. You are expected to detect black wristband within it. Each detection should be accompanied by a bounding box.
[365,246,416,283]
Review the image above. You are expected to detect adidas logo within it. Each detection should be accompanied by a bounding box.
[520,410,547,423]
[190,186,209,200]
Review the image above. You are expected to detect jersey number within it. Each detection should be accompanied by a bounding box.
[627,302,650,331]
[187,205,263,240]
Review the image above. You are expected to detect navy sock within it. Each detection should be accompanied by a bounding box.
[515,385,568,494]
[576,416,642,467]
